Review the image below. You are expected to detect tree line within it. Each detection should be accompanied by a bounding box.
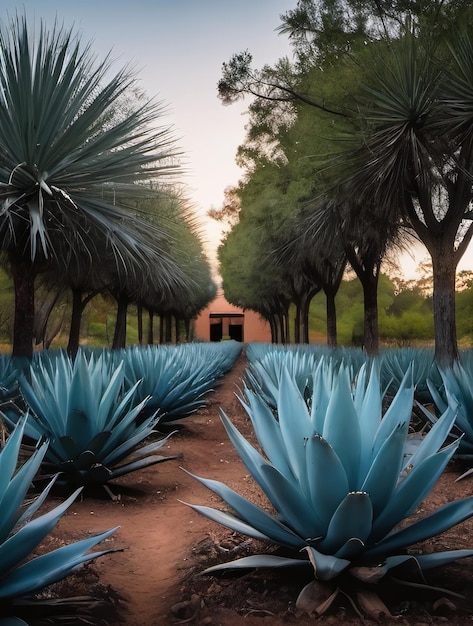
[215,0,473,366]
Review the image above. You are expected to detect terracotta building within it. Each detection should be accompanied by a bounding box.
[193,289,271,342]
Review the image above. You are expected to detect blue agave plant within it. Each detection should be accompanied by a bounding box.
[0,354,21,401]
[184,360,473,614]
[121,341,242,423]
[245,347,320,409]
[4,350,176,490]
[380,347,440,404]
[424,360,473,467]
[245,344,368,409]
[0,415,118,624]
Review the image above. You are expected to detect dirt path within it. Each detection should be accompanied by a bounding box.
[54,351,250,625]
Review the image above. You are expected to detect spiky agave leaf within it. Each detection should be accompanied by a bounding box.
[0,415,118,613]
[425,360,473,458]
[244,344,367,409]
[184,359,473,583]
[0,354,21,400]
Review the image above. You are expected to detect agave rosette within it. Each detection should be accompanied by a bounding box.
[185,359,473,584]
[380,347,439,404]
[121,341,242,423]
[245,344,368,409]
[0,415,118,622]
[4,350,175,487]
[245,348,320,409]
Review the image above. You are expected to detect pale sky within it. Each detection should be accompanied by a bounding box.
[1,1,472,279]
[0,1,296,264]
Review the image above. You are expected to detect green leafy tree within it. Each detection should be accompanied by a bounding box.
[218,215,292,344]
[220,147,323,344]
[218,3,392,353]
[219,62,353,345]
[278,0,473,60]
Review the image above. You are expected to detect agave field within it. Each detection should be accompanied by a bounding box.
[0,341,242,624]
[3,342,473,624]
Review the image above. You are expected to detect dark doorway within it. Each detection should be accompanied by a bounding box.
[210,320,223,342]
[209,312,244,342]
[229,324,243,341]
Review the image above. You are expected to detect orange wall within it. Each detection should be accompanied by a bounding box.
[193,290,271,342]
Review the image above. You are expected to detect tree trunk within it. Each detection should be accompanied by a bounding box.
[300,287,319,344]
[137,304,143,345]
[164,313,172,343]
[43,312,66,350]
[300,297,309,344]
[148,310,154,345]
[11,257,35,360]
[294,300,301,344]
[67,288,84,357]
[345,245,380,356]
[269,316,277,343]
[175,316,181,343]
[360,272,379,356]
[283,311,290,345]
[112,295,128,349]
[272,314,283,344]
[294,292,314,344]
[159,315,164,344]
[277,314,285,344]
[67,289,99,357]
[34,287,62,348]
[431,247,458,367]
[185,318,191,342]
[325,287,338,348]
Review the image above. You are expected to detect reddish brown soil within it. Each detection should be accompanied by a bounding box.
[47,352,473,626]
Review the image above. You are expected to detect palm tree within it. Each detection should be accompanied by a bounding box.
[119,190,215,345]
[0,15,186,359]
[348,28,473,366]
[301,196,397,355]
